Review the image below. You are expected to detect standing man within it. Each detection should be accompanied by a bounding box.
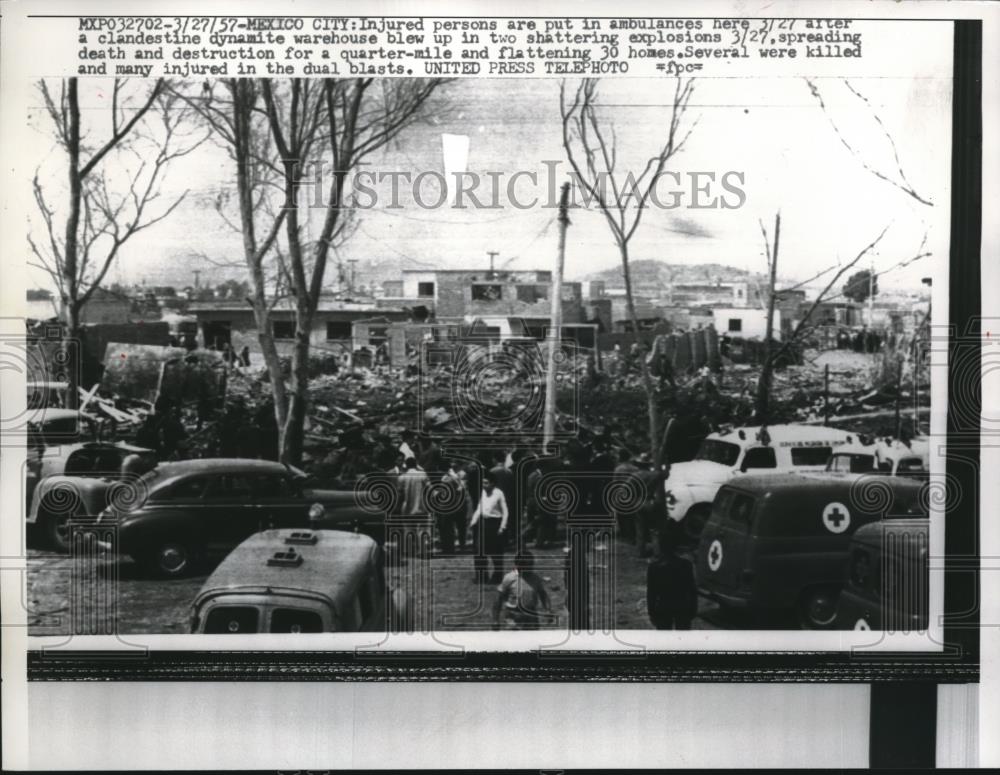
[613,449,640,543]
[468,473,509,584]
[646,521,698,630]
[398,457,429,516]
[439,459,470,554]
[635,453,663,558]
[398,430,418,465]
[489,450,516,547]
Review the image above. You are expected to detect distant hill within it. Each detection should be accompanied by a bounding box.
[579,260,764,291]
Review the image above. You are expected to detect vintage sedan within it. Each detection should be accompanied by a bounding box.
[27,408,99,449]
[26,440,155,551]
[97,458,389,577]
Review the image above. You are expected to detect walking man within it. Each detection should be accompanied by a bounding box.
[469,473,509,584]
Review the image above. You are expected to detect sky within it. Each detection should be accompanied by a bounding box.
[26,56,952,297]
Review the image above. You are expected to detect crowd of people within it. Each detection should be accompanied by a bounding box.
[380,428,697,631]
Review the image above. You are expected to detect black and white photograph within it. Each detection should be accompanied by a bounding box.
[17,28,953,642]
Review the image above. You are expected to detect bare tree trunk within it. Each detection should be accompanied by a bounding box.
[282,317,312,465]
[231,79,288,443]
[63,302,82,409]
[62,80,83,409]
[620,242,661,469]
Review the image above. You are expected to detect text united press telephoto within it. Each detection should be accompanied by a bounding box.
[17,12,955,650]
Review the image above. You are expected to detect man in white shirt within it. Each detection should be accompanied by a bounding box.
[468,473,508,584]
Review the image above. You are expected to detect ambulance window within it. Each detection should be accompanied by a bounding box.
[695,440,741,466]
[203,606,259,634]
[712,488,735,520]
[790,446,833,466]
[270,608,324,634]
[727,493,756,526]
[742,447,776,469]
[829,453,875,473]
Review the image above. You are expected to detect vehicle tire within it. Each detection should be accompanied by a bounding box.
[682,504,711,544]
[798,586,841,630]
[141,540,201,579]
[43,511,74,554]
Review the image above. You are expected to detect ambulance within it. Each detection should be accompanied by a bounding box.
[665,423,856,538]
[834,518,929,632]
[694,472,927,628]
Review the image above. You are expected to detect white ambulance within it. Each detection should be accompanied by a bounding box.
[665,423,856,538]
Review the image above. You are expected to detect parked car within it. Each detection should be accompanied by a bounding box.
[97,458,389,577]
[26,440,155,551]
[27,408,99,449]
[835,518,929,632]
[664,423,856,539]
[694,472,927,629]
[26,380,70,410]
[189,529,408,634]
[825,437,929,479]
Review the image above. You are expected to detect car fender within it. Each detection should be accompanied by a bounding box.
[29,475,111,525]
[117,510,206,553]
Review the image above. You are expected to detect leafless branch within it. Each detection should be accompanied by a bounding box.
[805,77,933,207]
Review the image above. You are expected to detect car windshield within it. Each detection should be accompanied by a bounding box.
[827,453,875,474]
[694,439,741,466]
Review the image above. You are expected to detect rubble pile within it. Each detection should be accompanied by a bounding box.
[79,340,930,478]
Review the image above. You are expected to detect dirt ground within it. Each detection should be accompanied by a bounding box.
[23,535,798,636]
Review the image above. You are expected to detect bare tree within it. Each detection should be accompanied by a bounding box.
[182,77,448,464]
[805,78,933,207]
[753,219,931,423]
[262,77,448,465]
[560,77,696,470]
[29,78,201,406]
[175,80,292,444]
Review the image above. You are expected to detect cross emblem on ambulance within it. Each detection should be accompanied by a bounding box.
[822,501,851,534]
[708,539,723,571]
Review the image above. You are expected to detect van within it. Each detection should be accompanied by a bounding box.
[665,423,856,538]
[190,529,407,634]
[694,472,927,628]
[834,519,929,632]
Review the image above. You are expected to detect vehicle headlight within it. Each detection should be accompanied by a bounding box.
[308,503,325,522]
[849,549,872,589]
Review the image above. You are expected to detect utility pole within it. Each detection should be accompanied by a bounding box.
[756,211,780,425]
[487,250,499,277]
[543,183,571,452]
[192,269,201,289]
[823,363,830,426]
[868,253,875,337]
[348,259,358,294]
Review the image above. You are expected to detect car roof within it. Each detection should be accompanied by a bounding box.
[194,529,377,607]
[147,458,297,477]
[851,518,929,547]
[27,381,69,389]
[709,423,855,445]
[725,471,925,496]
[31,408,86,424]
